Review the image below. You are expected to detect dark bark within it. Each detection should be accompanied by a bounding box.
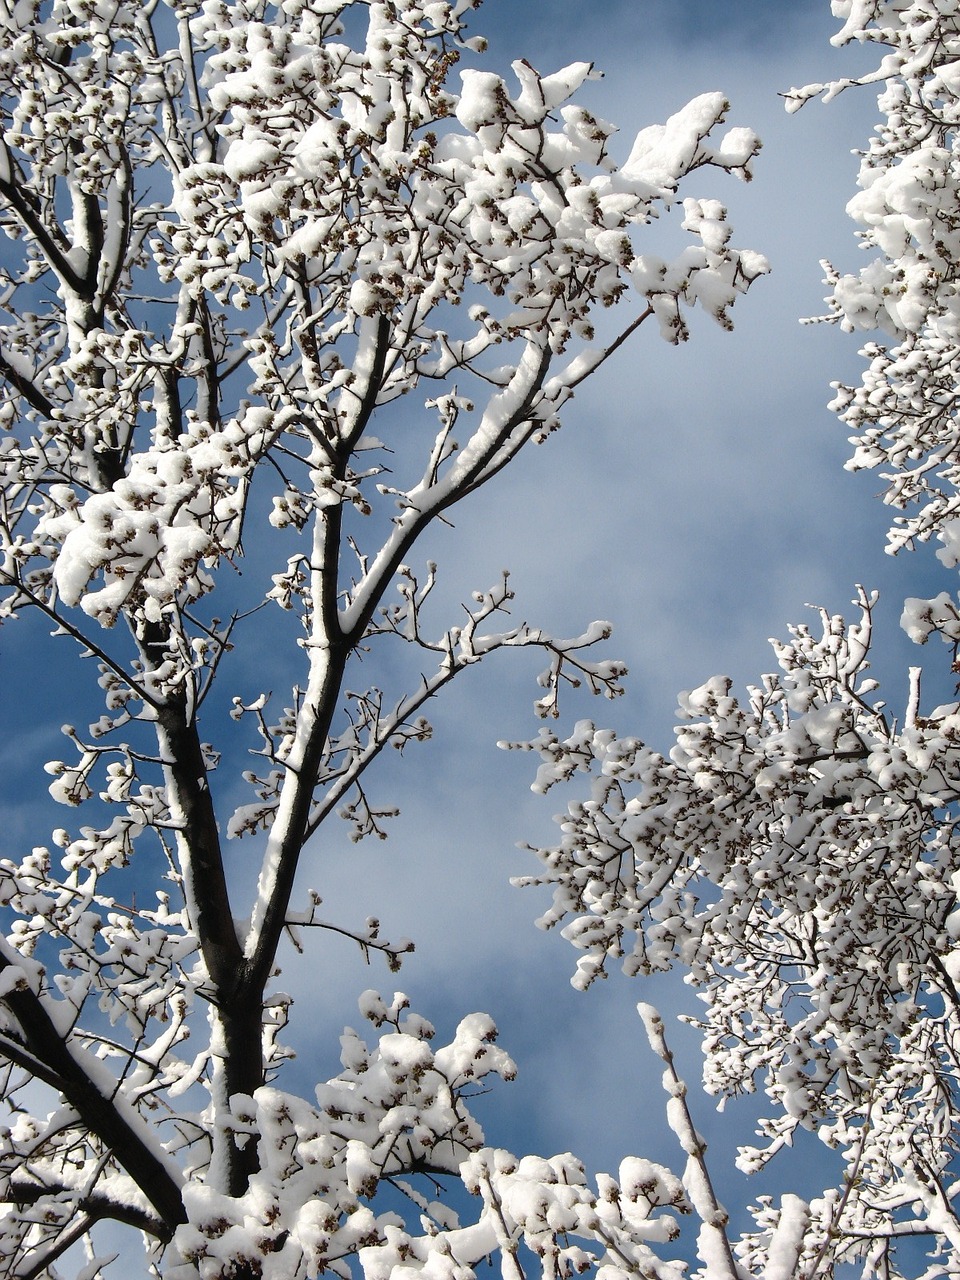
[8,1175,170,1239]
[152,681,266,1194]
[155,693,244,997]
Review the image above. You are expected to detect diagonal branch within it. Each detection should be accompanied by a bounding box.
[0,165,85,295]
[243,336,557,1007]
[0,349,56,417]
[8,1173,169,1240]
[0,569,161,710]
[11,1211,100,1280]
[0,949,185,1233]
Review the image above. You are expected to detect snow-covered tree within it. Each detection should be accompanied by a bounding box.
[0,0,770,1275]
[513,3,960,1275]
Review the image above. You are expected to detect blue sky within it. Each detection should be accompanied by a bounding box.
[276,0,957,1253]
[3,0,955,1270]
[310,0,958,1247]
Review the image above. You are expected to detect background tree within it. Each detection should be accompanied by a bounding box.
[0,0,767,1275]
[513,3,960,1275]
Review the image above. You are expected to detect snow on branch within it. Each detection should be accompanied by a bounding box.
[514,579,960,1269]
[787,2,960,568]
[0,0,770,1273]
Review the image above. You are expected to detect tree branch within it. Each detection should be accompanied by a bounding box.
[0,951,185,1233]
[8,1173,170,1240]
